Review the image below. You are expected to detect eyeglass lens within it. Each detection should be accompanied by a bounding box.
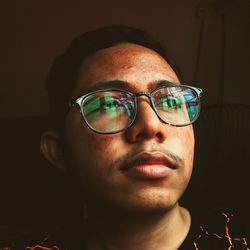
[82,91,136,133]
[152,86,199,126]
[80,87,200,133]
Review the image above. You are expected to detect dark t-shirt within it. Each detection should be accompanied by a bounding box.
[179,207,249,250]
[1,208,249,250]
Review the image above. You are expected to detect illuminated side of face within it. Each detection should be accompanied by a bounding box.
[42,43,195,214]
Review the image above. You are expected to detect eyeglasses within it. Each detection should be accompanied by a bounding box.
[70,84,203,134]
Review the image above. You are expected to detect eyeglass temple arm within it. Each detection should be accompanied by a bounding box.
[191,86,203,97]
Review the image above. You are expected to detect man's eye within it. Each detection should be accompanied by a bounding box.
[156,96,181,109]
[103,100,121,109]
[166,98,181,109]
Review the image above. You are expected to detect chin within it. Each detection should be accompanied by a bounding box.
[111,190,180,215]
[115,202,178,217]
[83,181,185,216]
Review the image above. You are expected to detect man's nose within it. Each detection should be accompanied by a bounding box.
[125,96,168,143]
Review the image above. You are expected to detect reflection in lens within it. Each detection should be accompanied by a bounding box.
[82,91,135,133]
[153,87,199,125]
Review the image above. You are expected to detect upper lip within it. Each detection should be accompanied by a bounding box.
[120,151,178,170]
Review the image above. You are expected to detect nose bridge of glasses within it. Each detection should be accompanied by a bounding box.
[135,91,152,100]
[134,91,158,118]
[134,91,155,110]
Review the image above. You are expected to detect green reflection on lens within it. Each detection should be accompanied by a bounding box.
[183,91,198,121]
[104,95,117,131]
[187,104,198,120]
[104,95,117,116]
[84,96,101,121]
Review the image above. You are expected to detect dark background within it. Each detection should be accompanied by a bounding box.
[1,0,250,118]
[0,0,249,239]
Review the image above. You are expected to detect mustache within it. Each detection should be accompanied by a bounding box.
[114,147,185,170]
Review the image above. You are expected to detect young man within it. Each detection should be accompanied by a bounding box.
[39,25,203,250]
[2,26,247,250]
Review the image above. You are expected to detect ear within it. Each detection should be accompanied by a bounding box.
[40,131,66,172]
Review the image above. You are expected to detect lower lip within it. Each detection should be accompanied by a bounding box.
[125,164,173,178]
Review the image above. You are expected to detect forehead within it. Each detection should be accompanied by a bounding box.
[72,43,179,97]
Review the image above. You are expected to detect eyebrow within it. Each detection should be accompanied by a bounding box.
[83,79,178,93]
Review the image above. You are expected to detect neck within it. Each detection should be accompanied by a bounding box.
[82,203,191,250]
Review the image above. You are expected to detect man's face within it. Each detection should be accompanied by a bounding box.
[62,43,194,213]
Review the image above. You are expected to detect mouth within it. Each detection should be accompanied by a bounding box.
[120,151,178,179]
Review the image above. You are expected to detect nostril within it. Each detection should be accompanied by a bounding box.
[136,132,149,140]
[135,131,164,141]
[156,132,163,140]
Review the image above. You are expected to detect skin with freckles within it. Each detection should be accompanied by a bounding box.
[41,43,195,250]
[63,43,194,212]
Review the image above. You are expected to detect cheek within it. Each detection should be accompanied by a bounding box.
[63,116,124,173]
[63,125,128,199]
[165,126,195,171]
[85,133,121,163]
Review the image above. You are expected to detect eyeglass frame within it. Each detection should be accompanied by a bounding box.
[69,83,203,134]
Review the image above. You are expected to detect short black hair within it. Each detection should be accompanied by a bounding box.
[46,25,182,129]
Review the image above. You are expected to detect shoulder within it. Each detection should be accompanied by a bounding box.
[0,223,86,250]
